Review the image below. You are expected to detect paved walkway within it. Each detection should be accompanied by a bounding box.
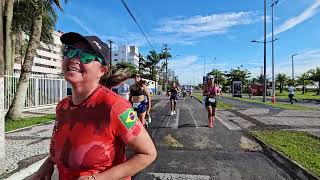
[134,96,293,179]
[2,96,316,179]
[220,96,320,138]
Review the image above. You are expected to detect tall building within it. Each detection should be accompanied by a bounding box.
[112,45,139,67]
[14,31,64,77]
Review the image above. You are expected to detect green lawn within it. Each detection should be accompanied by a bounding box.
[192,93,233,109]
[275,91,320,100]
[252,130,320,177]
[230,96,319,110]
[5,114,55,132]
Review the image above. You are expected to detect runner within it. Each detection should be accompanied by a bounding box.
[203,75,220,128]
[129,74,152,128]
[182,85,187,99]
[188,85,193,98]
[167,82,180,116]
[118,81,130,101]
[288,83,298,104]
[32,32,156,180]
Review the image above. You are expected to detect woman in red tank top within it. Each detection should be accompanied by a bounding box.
[31,32,156,180]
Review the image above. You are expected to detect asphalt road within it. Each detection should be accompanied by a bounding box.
[133,96,293,180]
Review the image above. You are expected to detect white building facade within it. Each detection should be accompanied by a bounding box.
[112,45,139,67]
[14,31,64,77]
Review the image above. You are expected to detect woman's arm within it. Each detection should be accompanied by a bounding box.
[143,85,152,110]
[31,157,54,180]
[92,128,157,180]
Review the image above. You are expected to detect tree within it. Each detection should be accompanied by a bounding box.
[308,67,320,95]
[6,0,66,120]
[113,61,137,74]
[0,0,6,159]
[208,69,226,86]
[138,53,146,73]
[145,50,161,81]
[297,73,313,94]
[4,0,14,74]
[224,65,251,85]
[275,73,288,93]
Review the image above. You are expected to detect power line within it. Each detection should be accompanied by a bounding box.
[120,0,155,51]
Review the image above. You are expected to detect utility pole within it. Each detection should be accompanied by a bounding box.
[107,40,114,67]
[271,0,278,103]
[162,44,171,91]
[263,0,267,102]
[291,54,298,80]
[0,1,5,159]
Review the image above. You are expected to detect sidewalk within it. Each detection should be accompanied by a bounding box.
[220,96,320,138]
[0,107,56,179]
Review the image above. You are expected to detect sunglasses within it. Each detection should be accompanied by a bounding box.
[135,75,141,78]
[63,45,103,64]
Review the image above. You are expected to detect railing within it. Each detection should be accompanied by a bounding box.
[4,75,67,110]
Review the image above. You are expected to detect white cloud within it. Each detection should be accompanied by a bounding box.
[66,14,97,35]
[269,0,320,37]
[153,12,260,45]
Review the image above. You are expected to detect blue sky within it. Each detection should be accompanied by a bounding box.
[55,0,320,85]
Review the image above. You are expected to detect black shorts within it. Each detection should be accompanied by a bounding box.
[170,95,178,101]
[205,97,217,107]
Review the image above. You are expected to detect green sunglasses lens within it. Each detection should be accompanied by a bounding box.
[80,51,97,64]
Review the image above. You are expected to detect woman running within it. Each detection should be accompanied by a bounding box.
[167,82,180,116]
[203,75,220,128]
[32,32,156,180]
[129,74,151,128]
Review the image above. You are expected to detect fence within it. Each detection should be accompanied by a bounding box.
[4,75,67,110]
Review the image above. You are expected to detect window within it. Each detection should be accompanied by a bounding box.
[114,59,118,61]
[114,53,118,56]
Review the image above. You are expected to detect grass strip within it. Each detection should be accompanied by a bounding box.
[229,96,318,110]
[5,114,55,132]
[252,130,320,177]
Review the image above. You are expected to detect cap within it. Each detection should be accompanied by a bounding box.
[60,32,110,65]
[208,75,214,79]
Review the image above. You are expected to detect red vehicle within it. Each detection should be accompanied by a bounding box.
[249,83,263,96]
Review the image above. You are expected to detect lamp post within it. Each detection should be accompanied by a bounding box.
[251,38,279,102]
[291,54,298,80]
[271,0,279,102]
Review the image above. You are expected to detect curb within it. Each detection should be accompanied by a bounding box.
[244,131,320,180]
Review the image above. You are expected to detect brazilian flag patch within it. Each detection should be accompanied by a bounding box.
[119,108,138,129]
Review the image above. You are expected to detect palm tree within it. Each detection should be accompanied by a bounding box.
[159,51,172,89]
[308,67,320,95]
[296,73,313,94]
[146,50,161,81]
[275,73,288,93]
[138,53,146,73]
[4,0,14,74]
[225,65,251,85]
[6,0,67,120]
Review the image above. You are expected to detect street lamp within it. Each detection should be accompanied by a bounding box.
[251,38,279,102]
[271,0,279,103]
[291,54,298,80]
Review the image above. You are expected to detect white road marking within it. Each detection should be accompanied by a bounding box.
[166,108,179,129]
[187,103,198,128]
[216,113,242,130]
